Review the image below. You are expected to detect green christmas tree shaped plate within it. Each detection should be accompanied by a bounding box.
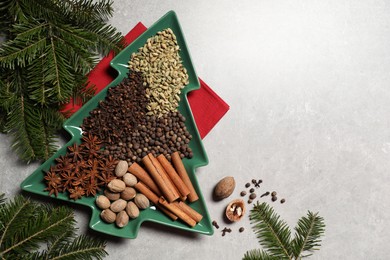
[20,10,213,239]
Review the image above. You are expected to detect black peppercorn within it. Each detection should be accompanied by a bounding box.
[281,198,286,204]
[240,191,247,196]
[249,188,255,193]
[245,183,250,188]
[249,193,257,200]
[239,227,245,233]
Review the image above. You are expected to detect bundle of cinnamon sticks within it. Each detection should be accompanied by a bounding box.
[130,151,202,227]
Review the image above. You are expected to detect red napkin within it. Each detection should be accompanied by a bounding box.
[61,22,229,139]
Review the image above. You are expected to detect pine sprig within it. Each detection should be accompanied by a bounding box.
[245,202,325,260]
[0,194,108,259]
[243,249,279,260]
[250,202,291,259]
[290,211,325,258]
[0,0,124,162]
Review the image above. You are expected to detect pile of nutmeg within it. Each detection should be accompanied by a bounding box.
[95,160,149,228]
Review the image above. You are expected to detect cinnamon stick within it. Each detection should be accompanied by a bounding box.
[158,197,196,227]
[171,152,199,202]
[128,162,161,196]
[175,201,203,223]
[157,154,191,199]
[150,155,180,199]
[134,182,177,220]
[142,153,179,202]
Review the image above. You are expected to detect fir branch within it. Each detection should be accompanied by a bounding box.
[60,0,114,24]
[0,195,34,250]
[290,211,325,258]
[0,194,108,259]
[250,202,292,259]
[243,249,279,260]
[0,37,47,69]
[48,235,108,260]
[6,95,37,162]
[245,202,325,260]
[0,0,124,162]
[0,194,5,205]
[0,203,74,256]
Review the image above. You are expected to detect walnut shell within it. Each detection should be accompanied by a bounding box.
[225,199,245,222]
[214,176,235,200]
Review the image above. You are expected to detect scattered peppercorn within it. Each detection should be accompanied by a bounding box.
[248,199,253,204]
[281,198,286,204]
[249,188,255,193]
[245,183,250,188]
[239,227,245,233]
[251,179,257,184]
[272,196,277,202]
[261,191,270,198]
[249,193,257,200]
[240,191,247,196]
[212,220,219,229]
[271,191,277,196]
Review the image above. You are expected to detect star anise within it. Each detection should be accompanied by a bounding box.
[44,171,62,197]
[98,155,117,174]
[69,186,85,200]
[60,171,77,192]
[84,182,100,197]
[72,172,89,187]
[67,143,84,162]
[85,159,100,185]
[82,134,102,151]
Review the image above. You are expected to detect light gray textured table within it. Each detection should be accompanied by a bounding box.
[1,1,389,259]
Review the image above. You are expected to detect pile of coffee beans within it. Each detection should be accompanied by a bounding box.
[81,71,193,163]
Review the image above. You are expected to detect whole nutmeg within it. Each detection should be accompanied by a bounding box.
[126,201,140,219]
[104,189,120,201]
[123,173,137,187]
[100,209,116,223]
[121,187,136,201]
[214,176,235,200]
[110,199,127,213]
[225,199,245,222]
[95,195,110,210]
[115,160,128,177]
[107,179,126,193]
[134,193,149,209]
[115,211,129,228]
